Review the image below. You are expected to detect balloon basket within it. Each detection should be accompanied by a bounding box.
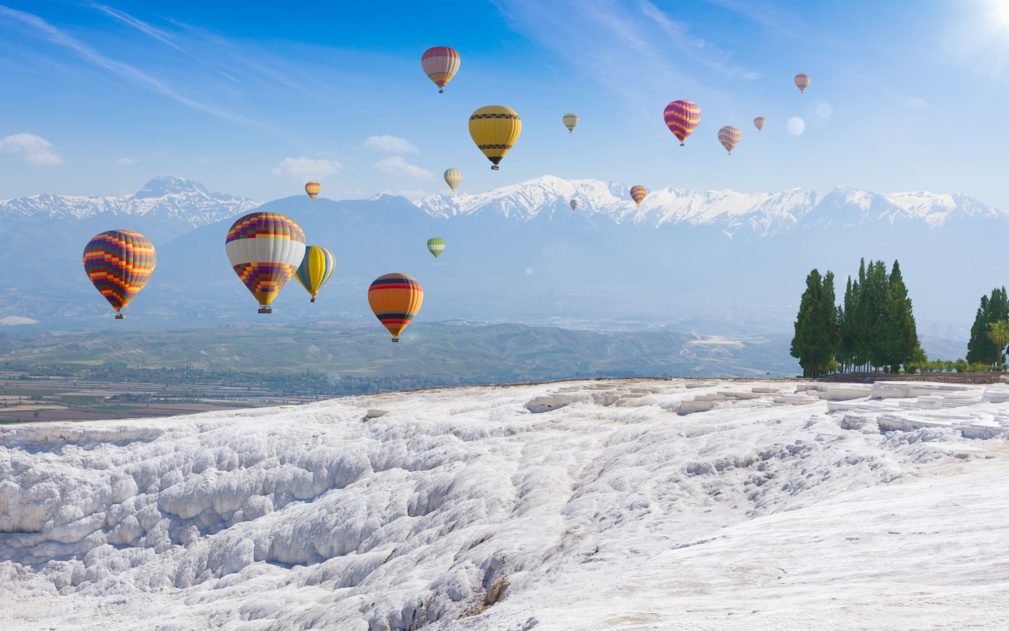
[258,306,272,314]
[391,337,399,343]
[114,313,124,320]
[439,89,444,93]
[491,165,499,171]
[310,297,316,303]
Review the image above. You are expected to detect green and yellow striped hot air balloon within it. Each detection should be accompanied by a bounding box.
[295,245,336,302]
[562,113,579,133]
[469,105,521,170]
[427,238,445,259]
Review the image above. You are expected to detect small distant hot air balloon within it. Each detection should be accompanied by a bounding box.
[718,126,741,155]
[368,273,424,342]
[305,181,321,199]
[444,168,462,192]
[753,117,766,132]
[569,199,578,211]
[664,100,701,146]
[794,73,810,93]
[225,212,306,314]
[83,230,156,319]
[562,113,579,133]
[469,105,522,170]
[422,46,460,93]
[427,238,445,259]
[630,185,646,207]
[295,245,336,303]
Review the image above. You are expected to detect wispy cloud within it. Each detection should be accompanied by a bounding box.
[0,5,273,132]
[90,3,239,83]
[639,1,758,79]
[373,156,433,180]
[272,157,341,179]
[364,135,420,154]
[0,133,63,165]
[904,96,928,109]
[116,157,137,166]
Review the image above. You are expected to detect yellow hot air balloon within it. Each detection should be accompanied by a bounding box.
[630,185,646,207]
[305,181,321,199]
[295,245,336,302]
[562,113,579,133]
[368,273,424,342]
[444,168,462,192]
[469,105,521,170]
[794,73,810,93]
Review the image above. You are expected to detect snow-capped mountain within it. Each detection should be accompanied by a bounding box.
[411,175,1009,236]
[0,176,259,230]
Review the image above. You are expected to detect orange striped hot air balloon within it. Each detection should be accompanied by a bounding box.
[753,117,766,132]
[664,100,701,146]
[368,273,423,342]
[305,181,321,199]
[422,46,460,93]
[83,230,156,319]
[629,185,646,207]
[718,126,741,155]
[794,73,810,93]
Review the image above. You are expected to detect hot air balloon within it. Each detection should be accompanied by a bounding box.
[422,46,460,93]
[630,185,646,207]
[718,126,741,155]
[569,199,578,211]
[427,238,445,259]
[368,273,424,342]
[444,168,462,192]
[305,181,321,199]
[562,113,579,133]
[295,245,335,303]
[664,100,701,146]
[753,117,766,132]
[469,105,521,170]
[83,230,156,319]
[225,212,306,314]
[794,73,810,93]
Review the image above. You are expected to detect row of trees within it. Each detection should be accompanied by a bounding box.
[791,259,920,378]
[967,287,1009,368]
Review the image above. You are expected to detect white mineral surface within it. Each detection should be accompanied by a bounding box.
[3,379,1009,630]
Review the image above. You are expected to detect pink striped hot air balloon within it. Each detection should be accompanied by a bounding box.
[718,126,741,155]
[664,100,701,146]
[422,46,460,93]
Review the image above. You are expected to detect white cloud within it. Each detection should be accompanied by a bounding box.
[364,135,420,154]
[0,133,63,166]
[904,96,928,109]
[373,156,434,180]
[116,157,137,166]
[272,157,341,179]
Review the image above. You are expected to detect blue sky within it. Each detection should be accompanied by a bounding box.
[2,0,1009,205]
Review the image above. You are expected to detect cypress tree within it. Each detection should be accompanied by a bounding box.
[883,260,918,372]
[967,287,1009,366]
[838,276,858,372]
[790,269,839,378]
[863,260,890,370]
[853,259,869,371]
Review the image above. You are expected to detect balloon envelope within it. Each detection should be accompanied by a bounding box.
[225,212,306,311]
[83,229,156,317]
[794,73,810,93]
[444,168,462,192]
[427,238,445,259]
[753,117,766,132]
[295,245,336,302]
[630,185,647,207]
[305,181,321,199]
[569,199,578,211]
[718,125,741,155]
[664,100,701,145]
[422,46,460,93]
[469,105,521,170]
[562,113,579,133]
[368,273,424,341]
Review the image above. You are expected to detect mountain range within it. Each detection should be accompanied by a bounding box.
[0,175,1002,345]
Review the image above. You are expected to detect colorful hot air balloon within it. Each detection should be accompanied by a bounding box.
[569,199,578,211]
[444,168,462,192]
[83,230,156,319]
[427,238,445,259]
[718,126,741,155]
[562,113,579,133]
[664,100,701,146]
[305,181,321,199]
[422,46,460,93]
[295,245,335,303]
[754,117,766,132]
[629,185,646,207]
[368,273,424,342]
[225,212,306,314]
[469,105,521,170]
[794,73,810,93]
